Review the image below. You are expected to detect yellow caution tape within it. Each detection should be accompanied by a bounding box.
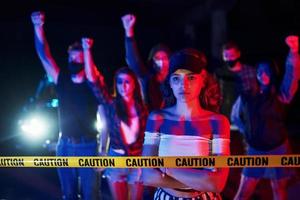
[0,155,299,168]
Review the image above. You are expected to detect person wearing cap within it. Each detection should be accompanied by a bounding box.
[31,11,99,200]
[142,48,230,200]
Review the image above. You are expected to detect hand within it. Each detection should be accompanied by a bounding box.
[121,14,136,30]
[81,37,94,50]
[285,35,299,53]
[160,167,167,177]
[121,14,136,37]
[31,11,45,26]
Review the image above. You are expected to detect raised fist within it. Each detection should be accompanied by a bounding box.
[31,11,45,26]
[285,35,299,53]
[121,14,136,30]
[81,38,94,50]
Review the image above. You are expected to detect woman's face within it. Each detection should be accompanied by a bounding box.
[257,64,271,86]
[169,69,206,103]
[116,73,135,99]
[153,51,169,74]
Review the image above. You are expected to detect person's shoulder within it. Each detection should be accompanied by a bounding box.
[57,70,70,80]
[148,107,175,120]
[208,113,230,137]
[146,109,168,131]
[208,112,230,126]
[56,70,70,86]
[148,109,165,121]
[210,112,228,119]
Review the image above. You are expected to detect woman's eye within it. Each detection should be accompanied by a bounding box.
[117,80,123,84]
[187,75,196,81]
[171,76,180,83]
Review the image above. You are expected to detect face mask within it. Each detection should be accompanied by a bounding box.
[225,59,239,69]
[68,62,84,75]
[152,59,163,73]
[154,59,163,69]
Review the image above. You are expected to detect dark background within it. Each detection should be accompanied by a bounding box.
[0,0,299,199]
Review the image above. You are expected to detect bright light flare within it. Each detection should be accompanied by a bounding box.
[95,111,105,132]
[19,115,49,140]
[95,119,104,132]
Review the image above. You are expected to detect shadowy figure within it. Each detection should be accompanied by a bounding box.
[231,35,300,200]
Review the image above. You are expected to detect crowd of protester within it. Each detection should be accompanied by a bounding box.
[30,11,299,200]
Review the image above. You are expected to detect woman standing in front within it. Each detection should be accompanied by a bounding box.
[82,38,148,200]
[142,48,231,199]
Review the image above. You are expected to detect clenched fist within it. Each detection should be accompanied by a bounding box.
[121,14,136,30]
[31,11,45,26]
[82,38,94,50]
[121,14,136,37]
[285,35,299,53]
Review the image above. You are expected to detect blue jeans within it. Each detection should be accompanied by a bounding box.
[56,137,99,200]
[243,140,294,179]
[104,148,142,184]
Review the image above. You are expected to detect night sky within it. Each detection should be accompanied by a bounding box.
[0,0,299,151]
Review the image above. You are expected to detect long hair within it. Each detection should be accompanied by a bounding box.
[200,74,222,113]
[113,67,147,124]
[256,60,281,94]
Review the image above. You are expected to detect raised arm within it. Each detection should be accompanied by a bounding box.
[121,14,148,78]
[142,112,187,189]
[31,11,59,84]
[82,38,112,104]
[278,35,300,103]
[81,38,99,82]
[166,116,231,193]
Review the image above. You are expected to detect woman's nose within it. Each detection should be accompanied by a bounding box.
[180,78,189,88]
[122,83,127,89]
